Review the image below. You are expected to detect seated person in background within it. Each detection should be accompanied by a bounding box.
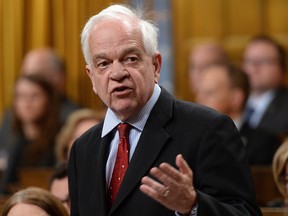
[20,47,81,122]
[1,187,69,216]
[196,62,282,165]
[0,48,81,170]
[49,163,70,214]
[188,42,229,94]
[0,74,61,194]
[55,108,104,164]
[242,35,288,137]
[271,139,288,207]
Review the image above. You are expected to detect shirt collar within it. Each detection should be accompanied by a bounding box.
[247,90,275,112]
[101,84,161,137]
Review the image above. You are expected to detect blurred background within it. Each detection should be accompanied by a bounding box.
[1,0,288,119]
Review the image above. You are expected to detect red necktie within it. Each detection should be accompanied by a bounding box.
[107,123,131,207]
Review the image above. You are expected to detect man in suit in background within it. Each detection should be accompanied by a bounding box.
[188,42,229,94]
[242,35,288,137]
[196,62,282,165]
[68,4,262,215]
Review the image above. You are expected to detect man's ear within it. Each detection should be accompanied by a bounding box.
[86,65,98,95]
[153,53,162,84]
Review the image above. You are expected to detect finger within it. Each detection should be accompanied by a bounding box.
[176,154,192,177]
[150,166,178,187]
[141,176,165,193]
[140,176,168,200]
[159,163,182,182]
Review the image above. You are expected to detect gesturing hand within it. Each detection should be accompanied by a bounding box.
[140,154,197,215]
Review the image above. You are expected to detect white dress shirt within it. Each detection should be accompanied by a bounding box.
[102,84,161,186]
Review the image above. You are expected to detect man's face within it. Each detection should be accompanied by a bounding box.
[86,18,161,121]
[196,66,233,115]
[188,46,226,93]
[243,41,283,93]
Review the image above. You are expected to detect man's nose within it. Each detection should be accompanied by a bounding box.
[110,61,129,80]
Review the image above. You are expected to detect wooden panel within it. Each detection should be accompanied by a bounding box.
[172,0,288,102]
[251,166,282,207]
[266,0,288,48]
[261,208,288,216]
[224,0,263,36]
[172,0,223,101]
[189,0,223,38]
[0,195,10,213]
[19,167,54,190]
[266,0,288,34]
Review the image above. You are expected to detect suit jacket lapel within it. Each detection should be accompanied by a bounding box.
[109,88,173,214]
[88,125,112,215]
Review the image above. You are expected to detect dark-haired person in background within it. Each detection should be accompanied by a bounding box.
[0,74,61,194]
[196,62,282,165]
[242,35,288,138]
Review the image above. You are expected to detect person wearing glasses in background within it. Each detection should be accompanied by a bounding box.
[242,36,288,139]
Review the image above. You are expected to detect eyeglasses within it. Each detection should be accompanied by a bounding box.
[243,57,279,67]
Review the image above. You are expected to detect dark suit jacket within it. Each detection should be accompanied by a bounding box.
[68,88,262,216]
[240,122,282,165]
[258,87,288,136]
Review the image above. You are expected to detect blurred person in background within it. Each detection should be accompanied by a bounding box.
[0,74,61,194]
[196,62,282,165]
[188,42,229,94]
[49,163,70,214]
[271,139,288,207]
[0,48,81,170]
[1,187,69,216]
[55,108,104,165]
[21,48,81,122]
[242,35,288,137]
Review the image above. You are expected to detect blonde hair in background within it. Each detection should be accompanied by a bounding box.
[1,187,69,216]
[55,108,104,164]
[272,139,288,199]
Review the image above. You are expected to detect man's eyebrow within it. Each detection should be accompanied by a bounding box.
[122,47,141,55]
[92,53,107,61]
[92,47,142,62]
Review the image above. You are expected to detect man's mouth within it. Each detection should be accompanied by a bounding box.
[115,86,128,92]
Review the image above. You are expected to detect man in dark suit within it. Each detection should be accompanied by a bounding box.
[196,62,282,165]
[68,4,262,215]
[242,35,288,137]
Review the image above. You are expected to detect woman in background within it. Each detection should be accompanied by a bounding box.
[1,187,68,216]
[272,139,288,207]
[55,108,104,164]
[0,74,61,194]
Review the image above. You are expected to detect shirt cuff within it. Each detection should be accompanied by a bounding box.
[175,203,198,216]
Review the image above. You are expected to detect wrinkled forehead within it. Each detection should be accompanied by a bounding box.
[88,17,143,52]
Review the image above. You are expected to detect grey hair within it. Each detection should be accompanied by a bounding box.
[81,4,159,64]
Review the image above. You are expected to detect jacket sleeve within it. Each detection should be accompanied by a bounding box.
[194,114,262,215]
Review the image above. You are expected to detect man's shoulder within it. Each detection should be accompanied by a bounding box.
[158,87,222,120]
[174,98,223,120]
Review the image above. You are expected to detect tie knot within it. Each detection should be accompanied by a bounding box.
[118,123,131,139]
